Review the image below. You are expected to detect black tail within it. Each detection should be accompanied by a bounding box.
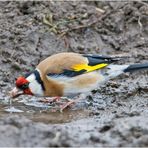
[124,63,148,72]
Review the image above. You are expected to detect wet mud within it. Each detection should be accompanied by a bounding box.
[0,1,148,147]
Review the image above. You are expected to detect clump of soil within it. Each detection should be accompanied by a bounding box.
[0,1,148,147]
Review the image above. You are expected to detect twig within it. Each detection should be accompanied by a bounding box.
[136,1,148,7]
[59,10,111,37]
[138,16,143,31]
[43,9,111,38]
[95,7,105,13]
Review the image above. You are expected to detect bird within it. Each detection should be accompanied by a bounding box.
[10,52,148,111]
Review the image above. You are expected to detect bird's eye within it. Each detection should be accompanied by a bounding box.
[19,83,29,90]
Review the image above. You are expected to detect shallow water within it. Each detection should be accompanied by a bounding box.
[0,98,90,124]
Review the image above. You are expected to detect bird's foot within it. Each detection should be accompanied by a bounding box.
[60,94,86,112]
[39,94,87,112]
[39,97,61,103]
[59,99,76,112]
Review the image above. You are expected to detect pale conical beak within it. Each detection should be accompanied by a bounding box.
[9,87,24,98]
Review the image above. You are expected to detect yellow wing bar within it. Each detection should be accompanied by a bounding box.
[73,63,108,72]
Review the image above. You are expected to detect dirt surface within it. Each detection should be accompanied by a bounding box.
[0,1,148,147]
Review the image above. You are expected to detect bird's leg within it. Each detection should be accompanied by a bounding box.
[59,93,88,112]
[59,99,75,112]
[39,96,61,103]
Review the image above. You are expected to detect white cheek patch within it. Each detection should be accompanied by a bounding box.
[26,74,44,96]
[26,74,36,82]
[29,80,44,96]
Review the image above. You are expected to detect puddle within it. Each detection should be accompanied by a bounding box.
[0,98,90,124]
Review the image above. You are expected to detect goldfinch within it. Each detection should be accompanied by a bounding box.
[10,52,148,110]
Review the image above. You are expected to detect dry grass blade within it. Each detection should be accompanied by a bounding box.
[43,8,107,37]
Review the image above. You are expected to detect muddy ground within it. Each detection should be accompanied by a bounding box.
[0,1,148,147]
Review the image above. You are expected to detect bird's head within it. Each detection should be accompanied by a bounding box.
[10,76,33,98]
[10,70,44,98]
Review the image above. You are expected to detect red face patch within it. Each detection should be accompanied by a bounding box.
[23,88,33,95]
[15,76,28,87]
[15,76,33,95]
